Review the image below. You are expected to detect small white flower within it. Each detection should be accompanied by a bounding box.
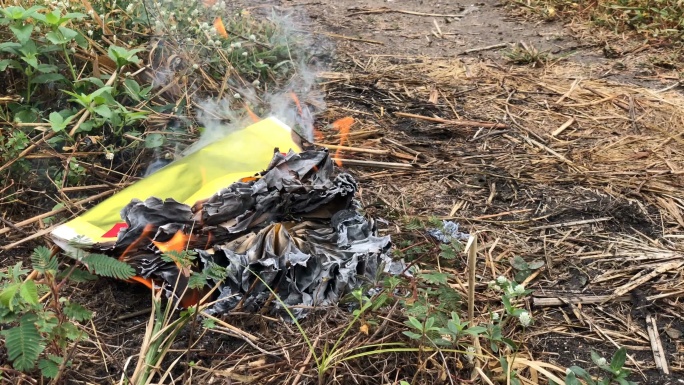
[34,26,41,33]
[233,93,241,99]
[169,11,174,17]
[170,25,177,31]
[487,280,496,289]
[465,346,475,363]
[514,284,525,294]
[596,357,607,366]
[207,39,214,45]
[160,9,166,16]
[493,284,501,291]
[496,276,508,285]
[226,47,233,53]
[233,42,241,48]
[241,51,248,56]
[249,34,256,41]
[518,311,532,327]
[105,152,114,160]
[491,312,500,321]
[565,368,573,375]
[192,63,199,69]
[124,72,131,77]
[190,9,199,16]
[126,3,133,12]
[87,29,93,36]
[69,47,76,53]
[252,79,260,86]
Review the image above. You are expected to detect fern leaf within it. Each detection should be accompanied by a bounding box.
[1,314,46,371]
[63,301,93,322]
[82,254,135,280]
[187,272,208,290]
[57,268,98,283]
[38,355,63,379]
[30,246,58,274]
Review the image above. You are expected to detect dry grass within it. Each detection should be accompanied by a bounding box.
[3,7,684,384]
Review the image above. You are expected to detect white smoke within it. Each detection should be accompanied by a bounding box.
[182,8,329,156]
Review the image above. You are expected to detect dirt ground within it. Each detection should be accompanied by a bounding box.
[2,0,684,383]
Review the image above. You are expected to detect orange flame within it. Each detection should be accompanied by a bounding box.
[119,223,155,261]
[152,230,193,254]
[289,92,303,115]
[331,117,354,166]
[245,104,261,123]
[213,17,228,38]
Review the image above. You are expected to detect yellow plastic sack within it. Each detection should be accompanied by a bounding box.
[51,117,303,246]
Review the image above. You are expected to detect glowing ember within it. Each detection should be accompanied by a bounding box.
[331,117,354,166]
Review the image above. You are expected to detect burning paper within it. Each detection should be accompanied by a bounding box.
[51,118,401,317]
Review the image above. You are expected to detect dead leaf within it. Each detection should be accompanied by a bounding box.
[359,323,369,335]
[664,327,682,339]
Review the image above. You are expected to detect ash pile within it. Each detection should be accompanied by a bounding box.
[91,148,402,318]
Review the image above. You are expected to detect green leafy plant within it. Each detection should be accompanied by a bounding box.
[560,347,636,385]
[509,255,544,282]
[0,245,134,379]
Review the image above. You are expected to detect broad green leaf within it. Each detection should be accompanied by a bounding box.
[89,86,113,99]
[0,59,11,71]
[9,23,32,44]
[0,42,21,54]
[58,26,78,41]
[144,133,165,148]
[35,63,58,73]
[77,77,105,88]
[31,73,67,84]
[407,316,423,331]
[610,347,627,373]
[0,283,21,311]
[424,317,435,330]
[46,30,68,45]
[92,104,112,119]
[20,54,38,69]
[63,12,87,20]
[44,10,60,25]
[19,280,39,305]
[464,326,487,336]
[402,331,422,340]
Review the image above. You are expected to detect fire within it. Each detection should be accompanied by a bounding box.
[245,104,261,123]
[331,117,354,166]
[152,230,193,254]
[289,92,304,115]
[213,17,229,38]
[119,223,154,261]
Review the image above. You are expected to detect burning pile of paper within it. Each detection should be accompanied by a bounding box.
[51,118,401,318]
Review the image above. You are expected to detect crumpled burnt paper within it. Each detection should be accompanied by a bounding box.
[51,118,403,318]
